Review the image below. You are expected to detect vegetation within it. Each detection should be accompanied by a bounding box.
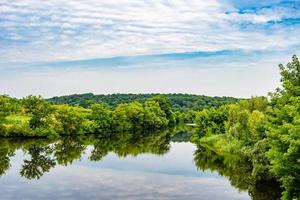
[0,95,176,137]
[48,93,238,111]
[193,55,300,200]
[1,55,299,200]
[0,91,237,137]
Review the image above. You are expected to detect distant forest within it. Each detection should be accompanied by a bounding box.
[48,93,239,111]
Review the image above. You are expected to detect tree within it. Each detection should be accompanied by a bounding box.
[267,55,300,200]
[112,102,144,132]
[151,96,175,125]
[90,103,112,133]
[0,96,16,119]
[54,105,87,135]
[195,105,229,136]
[143,100,168,129]
[225,98,268,145]
[22,96,54,129]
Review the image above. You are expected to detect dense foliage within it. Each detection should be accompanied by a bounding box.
[48,93,238,111]
[193,55,300,200]
[0,95,175,137]
[0,92,237,137]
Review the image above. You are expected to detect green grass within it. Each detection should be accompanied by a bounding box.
[199,134,242,156]
[3,114,30,127]
[200,134,224,145]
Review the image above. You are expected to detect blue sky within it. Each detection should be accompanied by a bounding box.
[0,0,299,97]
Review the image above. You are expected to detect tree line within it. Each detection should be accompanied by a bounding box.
[0,93,237,137]
[0,95,177,137]
[48,93,238,111]
[192,55,300,200]
[48,93,239,125]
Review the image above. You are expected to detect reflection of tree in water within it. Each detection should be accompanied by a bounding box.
[194,145,282,200]
[0,148,12,176]
[0,130,172,179]
[20,145,56,180]
[0,139,22,176]
[111,131,171,157]
[170,125,195,143]
[90,130,171,160]
[54,137,86,166]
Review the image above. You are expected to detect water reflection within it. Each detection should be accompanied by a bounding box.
[194,145,282,200]
[0,131,171,179]
[0,130,281,199]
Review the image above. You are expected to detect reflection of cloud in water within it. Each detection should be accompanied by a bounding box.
[0,166,248,200]
[79,142,217,177]
[0,140,249,199]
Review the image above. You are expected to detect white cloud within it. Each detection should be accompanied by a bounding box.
[0,0,299,63]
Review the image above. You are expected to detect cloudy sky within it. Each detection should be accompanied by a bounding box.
[0,0,299,98]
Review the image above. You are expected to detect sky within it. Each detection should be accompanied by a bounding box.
[0,0,299,98]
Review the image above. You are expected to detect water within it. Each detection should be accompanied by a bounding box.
[0,132,251,200]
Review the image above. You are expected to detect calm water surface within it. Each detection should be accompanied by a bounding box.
[0,132,250,200]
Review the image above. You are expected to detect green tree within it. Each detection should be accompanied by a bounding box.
[90,103,112,133]
[195,105,229,136]
[225,100,268,145]
[143,100,168,129]
[112,102,144,132]
[54,105,87,135]
[151,95,175,125]
[267,55,300,200]
[22,96,54,129]
[0,95,18,119]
